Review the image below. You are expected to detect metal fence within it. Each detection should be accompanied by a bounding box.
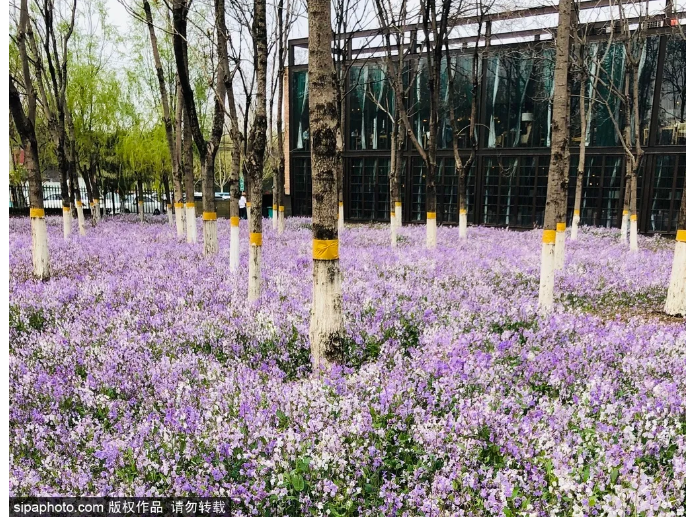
[9,184,170,215]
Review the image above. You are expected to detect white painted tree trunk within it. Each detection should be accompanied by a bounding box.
[76,203,86,236]
[31,212,50,279]
[630,215,638,252]
[338,203,344,232]
[459,210,468,240]
[272,205,278,229]
[278,206,285,234]
[229,217,240,272]
[93,199,101,222]
[175,204,185,238]
[310,259,343,371]
[203,215,218,256]
[248,242,262,301]
[426,214,437,249]
[167,204,174,225]
[186,203,197,243]
[555,225,566,269]
[390,212,397,247]
[62,207,72,239]
[395,202,402,229]
[620,211,628,244]
[664,234,686,316]
[570,211,579,240]
[138,202,145,223]
[538,238,555,313]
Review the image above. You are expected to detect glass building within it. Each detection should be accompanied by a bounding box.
[285,9,685,235]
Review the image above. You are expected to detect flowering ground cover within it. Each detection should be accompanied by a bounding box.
[9,216,685,515]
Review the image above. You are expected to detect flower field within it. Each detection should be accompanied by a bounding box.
[9,216,685,515]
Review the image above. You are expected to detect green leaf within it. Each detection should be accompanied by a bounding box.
[291,472,305,492]
[511,486,519,499]
[582,466,590,483]
[610,468,619,485]
[503,506,513,517]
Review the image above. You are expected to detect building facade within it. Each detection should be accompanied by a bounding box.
[285,6,686,235]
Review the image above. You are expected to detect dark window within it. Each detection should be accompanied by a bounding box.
[292,71,310,152]
[485,49,554,149]
[292,157,312,216]
[657,37,686,145]
[349,158,390,220]
[348,65,393,151]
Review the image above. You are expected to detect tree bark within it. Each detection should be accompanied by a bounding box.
[308,0,345,370]
[664,185,685,315]
[246,0,268,301]
[538,0,572,312]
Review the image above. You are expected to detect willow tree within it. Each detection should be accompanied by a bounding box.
[172,0,225,256]
[538,0,572,312]
[664,186,685,316]
[246,0,268,301]
[308,0,345,369]
[10,0,50,278]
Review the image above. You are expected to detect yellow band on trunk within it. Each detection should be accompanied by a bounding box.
[313,239,339,260]
[630,214,637,221]
[279,206,284,211]
[574,209,580,216]
[542,229,556,244]
[623,210,629,215]
[460,209,467,215]
[272,205,277,210]
[427,212,436,219]
[395,202,402,207]
[63,207,70,212]
[167,203,172,208]
[175,202,184,208]
[186,202,195,208]
[76,201,83,207]
[676,229,686,242]
[250,232,262,246]
[202,212,217,221]
[93,199,99,205]
[556,223,566,232]
[339,202,343,207]
[390,212,396,217]
[230,216,240,226]
[30,208,45,218]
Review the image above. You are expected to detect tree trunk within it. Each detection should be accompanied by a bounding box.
[308,0,345,370]
[538,0,572,312]
[389,116,402,247]
[90,162,101,223]
[10,74,50,278]
[183,110,197,243]
[174,83,185,237]
[247,0,268,301]
[137,177,145,222]
[273,0,285,233]
[629,62,642,253]
[664,185,685,315]
[572,75,587,240]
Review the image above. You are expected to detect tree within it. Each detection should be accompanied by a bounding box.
[10,0,50,278]
[246,0,268,301]
[308,0,345,370]
[27,0,78,238]
[172,0,226,256]
[538,0,572,312]
[142,0,184,236]
[569,9,613,241]
[444,0,491,241]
